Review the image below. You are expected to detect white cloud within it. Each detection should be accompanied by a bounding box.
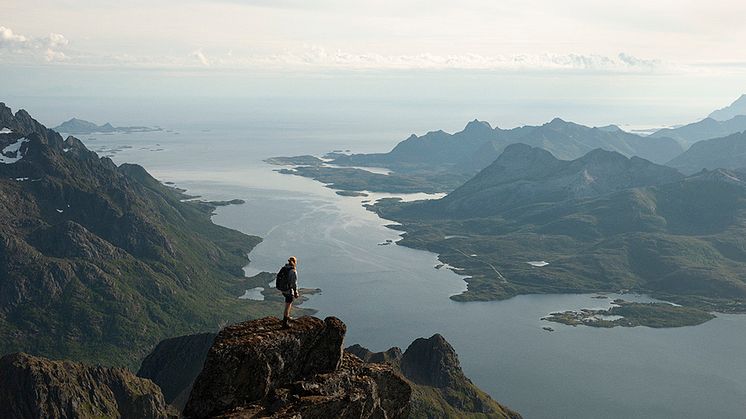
[254,46,666,73]
[0,25,68,62]
[191,49,210,66]
[0,25,722,77]
[46,33,68,48]
[0,26,28,46]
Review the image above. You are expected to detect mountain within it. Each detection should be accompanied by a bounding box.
[709,94,746,121]
[0,103,277,368]
[53,117,159,135]
[349,335,521,419]
[373,146,746,310]
[409,144,683,218]
[138,316,519,418]
[649,115,746,146]
[0,352,176,419]
[331,118,683,175]
[183,316,414,418]
[666,131,746,174]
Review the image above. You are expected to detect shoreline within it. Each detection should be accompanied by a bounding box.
[268,156,743,326]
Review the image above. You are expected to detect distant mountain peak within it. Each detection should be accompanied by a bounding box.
[578,147,627,162]
[501,142,544,155]
[709,94,746,121]
[497,143,557,163]
[462,119,493,133]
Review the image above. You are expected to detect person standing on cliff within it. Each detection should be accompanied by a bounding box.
[276,256,299,328]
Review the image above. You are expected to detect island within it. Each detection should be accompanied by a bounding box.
[336,190,369,197]
[542,300,715,328]
[53,117,162,135]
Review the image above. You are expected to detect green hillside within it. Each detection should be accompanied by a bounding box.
[0,103,289,368]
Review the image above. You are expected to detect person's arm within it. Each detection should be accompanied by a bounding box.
[289,269,299,297]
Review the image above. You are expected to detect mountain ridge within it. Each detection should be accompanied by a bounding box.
[373,145,746,309]
[331,117,683,177]
[649,115,746,146]
[0,102,283,368]
[410,144,683,219]
[709,94,746,121]
[666,131,746,174]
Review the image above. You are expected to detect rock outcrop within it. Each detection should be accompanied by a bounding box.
[348,334,523,419]
[183,316,411,418]
[0,352,176,419]
[346,343,403,365]
[400,334,463,388]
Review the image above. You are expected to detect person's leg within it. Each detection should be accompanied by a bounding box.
[282,293,294,327]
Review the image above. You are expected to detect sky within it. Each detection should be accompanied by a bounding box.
[1,0,745,128]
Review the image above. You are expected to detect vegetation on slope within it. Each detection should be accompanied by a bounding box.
[0,103,292,368]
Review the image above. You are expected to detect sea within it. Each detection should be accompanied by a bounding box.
[49,104,746,419]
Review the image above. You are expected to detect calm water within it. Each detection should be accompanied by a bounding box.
[81,127,746,419]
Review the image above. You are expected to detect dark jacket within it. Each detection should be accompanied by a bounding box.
[284,263,298,294]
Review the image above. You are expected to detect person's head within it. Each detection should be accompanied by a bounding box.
[288,256,297,268]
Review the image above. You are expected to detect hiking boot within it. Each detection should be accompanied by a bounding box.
[282,317,291,329]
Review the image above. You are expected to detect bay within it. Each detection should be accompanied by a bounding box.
[83,126,746,419]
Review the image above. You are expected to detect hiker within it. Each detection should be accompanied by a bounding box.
[276,256,299,328]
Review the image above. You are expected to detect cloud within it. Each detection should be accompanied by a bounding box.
[254,46,666,73]
[0,26,28,46]
[0,26,688,76]
[191,49,210,66]
[0,25,69,62]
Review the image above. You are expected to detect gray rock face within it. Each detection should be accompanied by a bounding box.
[183,316,410,419]
[346,343,403,365]
[348,334,523,419]
[0,352,175,419]
[400,334,462,388]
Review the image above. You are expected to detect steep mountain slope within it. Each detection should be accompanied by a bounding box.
[349,335,521,419]
[0,103,278,368]
[374,147,746,310]
[709,94,746,121]
[649,115,746,146]
[332,118,682,176]
[138,317,520,418]
[666,131,746,174]
[408,144,683,218]
[0,352,175,419]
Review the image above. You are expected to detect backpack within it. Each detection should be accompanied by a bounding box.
[276,265,291,292]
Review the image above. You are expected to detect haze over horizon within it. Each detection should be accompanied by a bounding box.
[2,0,745,129]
